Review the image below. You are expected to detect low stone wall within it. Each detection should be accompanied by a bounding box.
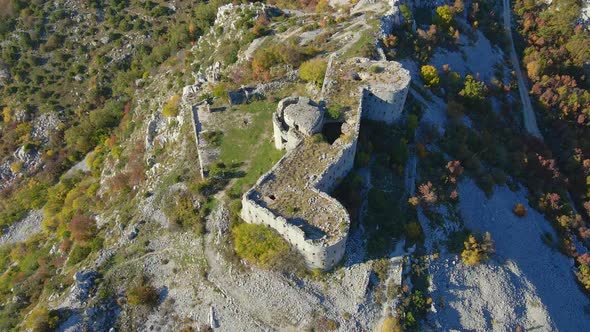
[186,102,207,179]
[242,192,349,269]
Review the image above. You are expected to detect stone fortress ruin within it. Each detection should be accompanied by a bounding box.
[241,57,411,270]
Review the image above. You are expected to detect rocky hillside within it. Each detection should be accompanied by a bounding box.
[1,0,590,331]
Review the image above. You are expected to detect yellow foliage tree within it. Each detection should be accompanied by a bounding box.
[420,65,440,88]
[526,60,541,80]
[2,106,12,123]
[461,232,494,266]
[435,5,454,26]
[315,0,330,14]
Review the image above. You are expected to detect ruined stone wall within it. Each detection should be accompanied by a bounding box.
[272,114,286,150]
[241,165,349,270]
[360,84,409,124]
[242,69,409,270]
[314,94,364,193]
[185,101,207,179]
[241,94,365,270]
[272,97,311,151]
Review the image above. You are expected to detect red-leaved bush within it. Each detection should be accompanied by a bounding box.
[68,215,97,244]
[419,181,437,205]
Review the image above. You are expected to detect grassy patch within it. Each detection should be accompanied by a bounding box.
[232,223,291,268]
[216,101,284,198]
[218,101,276,162]
[342,28,376,59]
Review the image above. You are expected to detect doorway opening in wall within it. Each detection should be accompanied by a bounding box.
[322,122,343,144]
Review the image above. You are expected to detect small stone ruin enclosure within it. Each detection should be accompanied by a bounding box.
[241,57,411,270]
[273,97,324,150]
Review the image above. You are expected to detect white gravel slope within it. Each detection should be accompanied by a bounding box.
[440,179,590,331]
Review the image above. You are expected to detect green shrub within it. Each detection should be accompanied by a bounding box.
[126,285,159,306]
[370,65,383,73]
[299,58,327,87]
[252,41,314,80]
[211,83,228,100]
[162,94,181,117]
[459,75,486,102]
[64,100,123,155]
[405,221,423,241]
[232,223,290,268]
[326,105,343,120]
[0,245,11,272]
[163,191,205,234]
[201,130,223,146]
[68,245,91,266]
[25,307,60,332]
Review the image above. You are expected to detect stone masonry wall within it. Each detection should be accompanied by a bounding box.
[241,69,409,270]
[360,84,409,124]
[314,93,364,193]
[241,160,350,270]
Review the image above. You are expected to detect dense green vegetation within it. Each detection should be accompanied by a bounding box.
[0,1,238,327]
[0,0,230,228]
[514,0,590,292]
[126,284,160,307]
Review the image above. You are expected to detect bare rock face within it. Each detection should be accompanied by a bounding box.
[0,61,9,85]
[72,270,100,303]
[13,109,31,123]
[206,61,222,83]
[32,112,62,145]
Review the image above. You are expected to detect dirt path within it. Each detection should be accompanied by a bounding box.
[405,154,417,198]
[502,0,543,139]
